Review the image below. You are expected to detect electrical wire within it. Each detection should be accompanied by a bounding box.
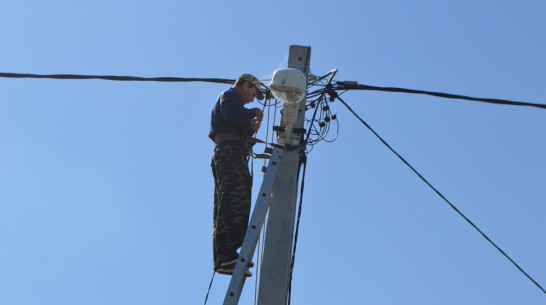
[287,153,307,305]
[6,71,542,110]
[0,72,236,84]
[334,82,546,110]
[5,68,544,295]
[304,94,339,147]
[2,72,543,110]
[335,95,546,295]
[203,271,216,305]
[302,70,340,153]
[254,234,260,305]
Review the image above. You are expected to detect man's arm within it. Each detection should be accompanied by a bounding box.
[220,95,256,124]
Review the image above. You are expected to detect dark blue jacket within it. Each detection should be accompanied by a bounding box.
[209,88,256,149]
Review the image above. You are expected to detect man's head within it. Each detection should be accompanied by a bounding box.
[234,74,264,104]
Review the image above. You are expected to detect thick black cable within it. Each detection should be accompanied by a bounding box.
[288,153,307,305]
[336,95,546,295]
[335,82,546,110]
[3,72,544,110]
[0,72,235,84]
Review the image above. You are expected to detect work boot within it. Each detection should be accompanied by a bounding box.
[217,260,252,277]
[218,256,255,268]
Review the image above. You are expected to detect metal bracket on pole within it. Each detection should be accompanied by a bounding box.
[223,148,284,305]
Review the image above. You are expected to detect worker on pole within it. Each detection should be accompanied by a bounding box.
[209,74,264,277]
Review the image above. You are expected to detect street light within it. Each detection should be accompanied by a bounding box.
[270,68,307,104]
[270,68,307,146]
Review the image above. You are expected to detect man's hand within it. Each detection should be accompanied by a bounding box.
[250,118,261,132]
[253,108,264,121]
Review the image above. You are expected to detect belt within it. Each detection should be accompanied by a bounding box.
[213,133,268,159]
[214,132,247,147]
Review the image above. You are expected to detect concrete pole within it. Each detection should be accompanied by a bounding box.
[257,45,311,305]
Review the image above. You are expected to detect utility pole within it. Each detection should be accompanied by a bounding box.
[257,45,310,305]
[222,45,311,305]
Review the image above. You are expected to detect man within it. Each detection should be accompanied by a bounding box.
[209,74,264,277]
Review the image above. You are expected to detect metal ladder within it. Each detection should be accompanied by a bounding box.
[222,147,284,305]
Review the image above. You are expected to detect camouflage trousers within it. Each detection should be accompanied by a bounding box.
[211,145,252,270]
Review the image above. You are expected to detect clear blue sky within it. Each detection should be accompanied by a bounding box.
[1,1,545,304]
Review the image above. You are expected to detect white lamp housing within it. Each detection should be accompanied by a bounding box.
[270,68,307,146]
[269,68,307,104]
